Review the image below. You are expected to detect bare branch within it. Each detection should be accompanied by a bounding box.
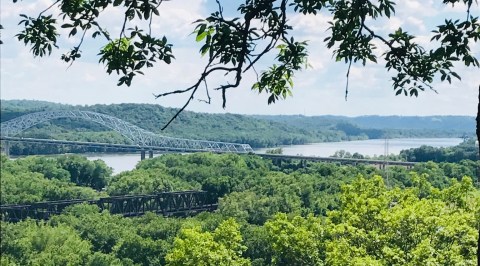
[161,85,200,130]
[198,78,211,104]
[38,0,61,17]
[154,86,196,98]
[363,25,393,49]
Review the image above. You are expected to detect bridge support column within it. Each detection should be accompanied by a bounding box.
[1,141,9,157]
[140,150,146,160]
[149,150,153,159]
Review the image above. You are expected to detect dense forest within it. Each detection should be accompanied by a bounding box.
[1,100,475,155]
[326,138,479,163]
[1,152,479,265]
[399,139,479,163]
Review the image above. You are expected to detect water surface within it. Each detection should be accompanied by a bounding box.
[256,138,464,157]
[87,138,464,174]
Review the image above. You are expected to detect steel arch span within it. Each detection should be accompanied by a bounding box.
[0,110,254,153]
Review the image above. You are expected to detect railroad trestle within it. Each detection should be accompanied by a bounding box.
[1,191,218,222]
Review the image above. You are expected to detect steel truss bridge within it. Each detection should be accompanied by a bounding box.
[0,191,218,222]
[0,110,417,167]
[0,110,254,154]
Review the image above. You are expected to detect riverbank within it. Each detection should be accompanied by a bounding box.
[83,138,463,174]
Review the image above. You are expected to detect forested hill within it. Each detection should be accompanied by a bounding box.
[1,100,474,151]
[252,114,475,137]
[1,100,317,148]
[349,115,474,131]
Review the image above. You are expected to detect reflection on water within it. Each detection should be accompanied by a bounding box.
[87,138,464,175]
[86,153,163,175]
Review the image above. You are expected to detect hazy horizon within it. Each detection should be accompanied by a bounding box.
[1,99,477,119]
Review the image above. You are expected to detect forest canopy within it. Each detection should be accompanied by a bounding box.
[1,152,479,265]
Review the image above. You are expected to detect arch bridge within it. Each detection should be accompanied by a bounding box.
[0,110,254,156]
[0,110,417,168]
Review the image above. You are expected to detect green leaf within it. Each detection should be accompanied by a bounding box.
[450,72,461,80]
[196,31,207,42]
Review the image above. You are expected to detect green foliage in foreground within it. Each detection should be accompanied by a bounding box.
[166,218,250,266]
[0,155,103,204]
[0,153,478,265]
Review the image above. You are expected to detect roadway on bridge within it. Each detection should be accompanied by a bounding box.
[1,136,417,167]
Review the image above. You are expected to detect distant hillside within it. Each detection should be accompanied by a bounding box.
[252,115,475,137]
[0,99,73,111]
[0,100,76,121]
[349,116,474,131]
[1,100,474,155]
[1,100,318,148]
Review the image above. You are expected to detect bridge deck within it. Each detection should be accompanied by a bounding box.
[1,137,417,167]
[258,153,417,167]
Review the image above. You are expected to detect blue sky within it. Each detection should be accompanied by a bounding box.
[1,0,478,116]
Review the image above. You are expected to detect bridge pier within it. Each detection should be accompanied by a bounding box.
[140,150,153,160]
[300,159,307,168]
[0,141,9,157]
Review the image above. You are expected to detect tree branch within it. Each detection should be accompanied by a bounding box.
[38,0,60,17]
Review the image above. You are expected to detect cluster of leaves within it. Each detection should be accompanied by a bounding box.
[98,33,173,86]
[11,0,173,87]
[1,152,478,265]
[16,14,59,57]
[252,40,309,104]
[166,218,250,265]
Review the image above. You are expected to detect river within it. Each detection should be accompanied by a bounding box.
[85,138,464,175]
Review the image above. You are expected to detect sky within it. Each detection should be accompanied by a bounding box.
[1,0,479,117]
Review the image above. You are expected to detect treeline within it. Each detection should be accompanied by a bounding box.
[2,100,473,156]
[400,139,478,163]
[254,114,475,137]
[1,153,479,265]
[0,155,111,204]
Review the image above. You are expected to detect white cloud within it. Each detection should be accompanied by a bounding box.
[406,16,426,32]
[383,17,404,32]
[400,0,437,16]
[289,13,332,35]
